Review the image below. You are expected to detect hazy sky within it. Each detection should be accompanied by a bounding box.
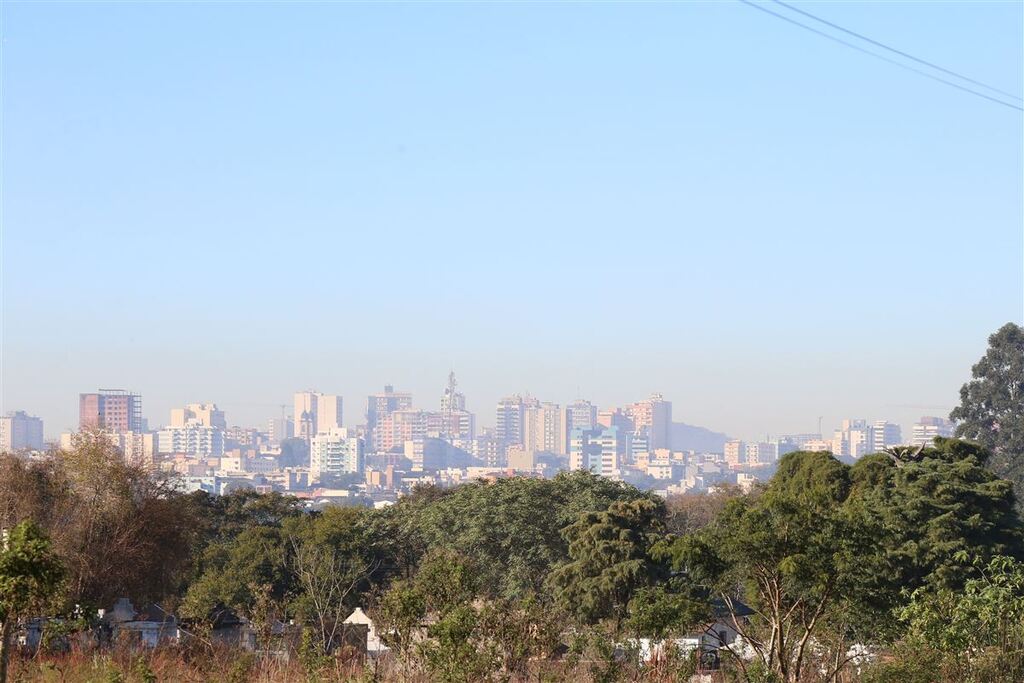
[3,2,1022,441]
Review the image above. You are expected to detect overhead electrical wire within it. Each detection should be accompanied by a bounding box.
[738,0,1023,113]
[770,0,1023,103]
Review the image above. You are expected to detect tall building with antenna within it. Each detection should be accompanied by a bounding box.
[441,372,474,441]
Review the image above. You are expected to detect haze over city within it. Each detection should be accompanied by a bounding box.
[4,2,1024,682]
[3,2,1022,440]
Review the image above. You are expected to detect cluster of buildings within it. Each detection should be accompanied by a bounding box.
[2,381,960,507]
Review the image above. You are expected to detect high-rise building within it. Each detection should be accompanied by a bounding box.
[79,390,143,433]
[569,426,625,478]
[157,423,225,457]
[625,394,672,450]
[565,399,598,453]
[440,371,466,413]
[597,409,634,433]
[496,395,537,446]
[744,441,777,466]
[440,373,474,441]
[310,428,364,482]
[294,391,344,440]
[471,428,505,468]
[0,411,44,451]
[364,387,411,430]
[724,440,745,465]
[870,421,903,452]
[911,416,955,446]
[226,426,259,449]
[773,437,801,458]
[779,433,823,449]
[170,403,226,430]
[373,409,446,453]
[524,402,566,455]
[831,419,872,458]
[60,430,156,464]
[269,416,295,445]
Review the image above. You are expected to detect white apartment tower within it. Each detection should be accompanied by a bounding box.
[310,428,364,483]
[911,417,955,446]
[871,421,903,451]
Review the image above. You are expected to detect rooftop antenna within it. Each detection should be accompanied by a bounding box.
[443,370,458,441]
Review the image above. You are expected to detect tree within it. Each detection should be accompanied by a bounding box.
[374,471,652,599]
[286,507,381,656]
[847,438,1023,597]
[884,555,1024,683]
[0,521,64,683]
[548,497,669,628]
[0,438,195,609]
[660,452,872,683]
[373,550,492,681]
[951,322,1024,491]
[665,484,747,536]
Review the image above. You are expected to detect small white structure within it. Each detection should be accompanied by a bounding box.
[344,607,389,655]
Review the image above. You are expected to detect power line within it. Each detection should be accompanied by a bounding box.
[738,0,1023,113]
[771,0,1022,103]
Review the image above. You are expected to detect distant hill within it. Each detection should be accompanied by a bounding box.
[671,422,730,453]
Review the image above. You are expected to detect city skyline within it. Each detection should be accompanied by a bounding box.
[5,373,964,445]
[3,2,1021,443]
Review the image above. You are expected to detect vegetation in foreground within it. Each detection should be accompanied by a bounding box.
[0,322,1022,682]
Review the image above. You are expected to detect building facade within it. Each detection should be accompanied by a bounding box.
[157,423,225,458]
[625,394,672,450]
[496,395,537,446]
[0,411,44,451]
[366,385,413,429]
[569,426,625,478]
[79,390,143,433]
[310,428,364,482]
[911,416,955,446]
[524,402,566,455]
[170,403,226,430]
[294,391,344,441]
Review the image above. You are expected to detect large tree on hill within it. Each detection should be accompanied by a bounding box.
[951,322,1024,489]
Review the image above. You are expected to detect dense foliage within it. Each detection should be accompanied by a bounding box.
[951,322,1024,498]
[5,319,1024,683]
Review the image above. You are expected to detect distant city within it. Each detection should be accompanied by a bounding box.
[0,374,958,507]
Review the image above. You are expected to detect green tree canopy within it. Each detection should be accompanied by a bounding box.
[548,497,669,627]
[0,521,64,683]
[848,438,1023,595]
[373,471,654,599]
[951,322,1024,490]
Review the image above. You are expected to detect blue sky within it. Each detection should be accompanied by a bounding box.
[3,1,1022,440]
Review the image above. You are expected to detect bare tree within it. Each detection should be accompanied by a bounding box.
[289,536,379,655]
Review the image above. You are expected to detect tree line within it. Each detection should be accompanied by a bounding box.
[0,322,1021,682]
